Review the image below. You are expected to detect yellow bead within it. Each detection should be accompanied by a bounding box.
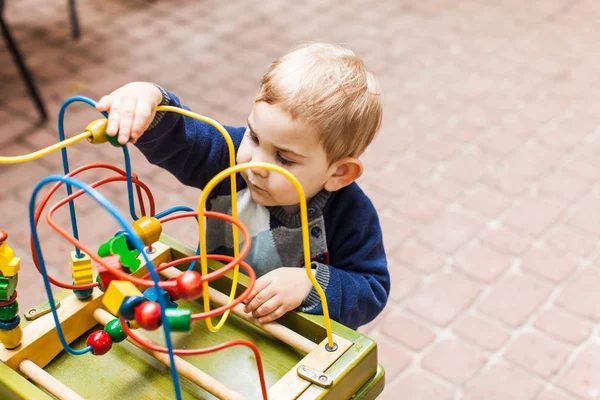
[85,119,109,144]
[0,325,22,349]
[102,280,143,316]
[132,217,162,247]
[0,236,20,278]
[70,251,93,285]
[128,319,140,330]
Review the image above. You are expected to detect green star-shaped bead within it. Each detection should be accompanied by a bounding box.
[98,234,141,273]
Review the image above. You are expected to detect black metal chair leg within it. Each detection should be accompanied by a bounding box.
[68,0,80,40]
[0,16,48,120]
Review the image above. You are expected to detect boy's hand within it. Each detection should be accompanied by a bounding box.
[95,82,163,145]
[243,268,314,324]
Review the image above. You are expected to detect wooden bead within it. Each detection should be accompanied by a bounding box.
[0,315,20,330]
[134,301,162,331]
[73,287,93,300]
[0,300,18,321]
[0,291,17,306]
[86,330,112,355]
[98,235,141,273]
[165,308,192,332]
[102,280,143,316]
[176,271,203,300]
[0,275,18,302]
[104,318,127,343]
[85,119,109,144]
[119,295,146,320]
[132,217,162,247]
[163,278,180,301]
[143,286,177,309]
[0,325,22,349]
[0,231,20,278]
[96,255,123,292]
[105,132,124,147]
[70,251,93,285]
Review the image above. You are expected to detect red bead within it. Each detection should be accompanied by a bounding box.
[176,271,203,300]
[135,301,162,331]
[163,278,180,301]
[86,330,113,355]
[96,255,123,292]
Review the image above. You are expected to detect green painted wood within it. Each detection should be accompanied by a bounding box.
[0,235,383,399]
[350,364,385,400]
[0,361,52,400]
[43,298,302,399]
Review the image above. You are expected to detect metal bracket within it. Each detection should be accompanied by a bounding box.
[297,365,333,388]
[24,299,61,321]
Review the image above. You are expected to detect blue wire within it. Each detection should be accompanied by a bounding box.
[154,206,200,271]
[121,145,140,221]
[29,175,183,400]
[57,97,106,257]
[57,96,142,257]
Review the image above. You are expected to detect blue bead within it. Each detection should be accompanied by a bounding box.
[143,287,178,309]
[119,296,146,320]
[0,315,20,330]
[74,288,93,300]
[114,231,137,250]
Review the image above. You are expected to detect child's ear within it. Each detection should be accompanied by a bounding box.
[324,157,363,192]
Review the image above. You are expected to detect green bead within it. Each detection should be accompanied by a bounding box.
[95,274,105,292]
[104,318,127,343]
[105,133,124,147]
[0,275,18,301]
[166,308,191,332]
[0,301,18,321]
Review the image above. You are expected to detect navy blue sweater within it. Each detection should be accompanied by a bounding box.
[135,91,390,329]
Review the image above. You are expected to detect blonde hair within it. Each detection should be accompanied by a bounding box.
[256,43,383,163]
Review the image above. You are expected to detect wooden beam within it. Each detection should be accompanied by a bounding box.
[0,288,104,370]
[160,267,318,354]
[19,359,85,400]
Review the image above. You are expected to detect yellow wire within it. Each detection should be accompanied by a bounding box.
[157,106,240,332]
[0,131,92,164]
[199,163,335,349]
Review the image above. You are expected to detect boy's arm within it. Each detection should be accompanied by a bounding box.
[134,89,246,190]
[300,191,390,330]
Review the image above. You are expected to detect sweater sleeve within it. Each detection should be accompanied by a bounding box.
[300,185,390,330]
[133,90,246,191]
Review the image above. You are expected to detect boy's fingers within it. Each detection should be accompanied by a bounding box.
[258,306,286,324]
[243,280,273,313]
[96,95,112,111]
[117,96,138,144]
[252,296,280,318]
[106,96,122,136]
[131,100,154,139]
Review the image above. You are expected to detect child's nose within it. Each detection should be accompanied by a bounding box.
[250,166,268,178]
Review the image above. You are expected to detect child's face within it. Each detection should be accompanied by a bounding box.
[237,101,333,208]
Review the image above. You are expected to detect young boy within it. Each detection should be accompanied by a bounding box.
[96,43,389,329]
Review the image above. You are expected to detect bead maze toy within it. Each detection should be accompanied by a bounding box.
[0,97,385,399]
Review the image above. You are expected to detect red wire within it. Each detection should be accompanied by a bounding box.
[31,163,155,289]
[30,163,268,398]
[37,176,251,292]
[120,312,269,399]
[141,253,256,320]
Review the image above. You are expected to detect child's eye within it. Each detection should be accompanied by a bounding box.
[275,152,294,166]
[247,129,259,144]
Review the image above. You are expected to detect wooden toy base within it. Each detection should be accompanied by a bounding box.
[0,236,385,399]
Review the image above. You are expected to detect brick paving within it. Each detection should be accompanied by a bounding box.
[1,0,600,398]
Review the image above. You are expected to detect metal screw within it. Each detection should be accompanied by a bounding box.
[28,309,36,315]
[319,375,328,383]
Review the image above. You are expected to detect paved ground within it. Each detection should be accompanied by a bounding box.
[1,0,600,398]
